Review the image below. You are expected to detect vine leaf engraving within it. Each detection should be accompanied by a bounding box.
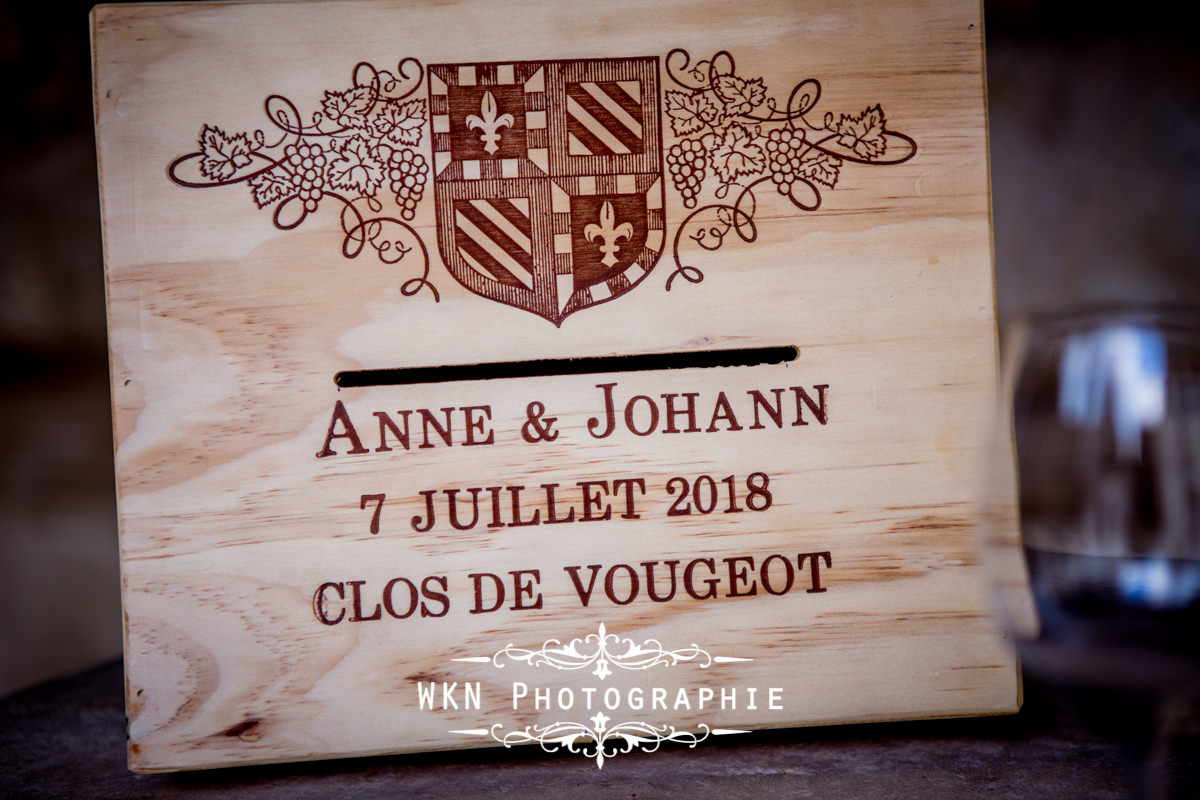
[248,169,292,209]
[799,150,842,188]
[711,123,765,184]
[168,58,438,300]
[322,86,375,129]
[327,139,386,196]
[199,125,253,181]
[662,49,918,290]
[374,100,426,146]
[835,104,888,160]
[665,91,720,136]
[714,74,766,116]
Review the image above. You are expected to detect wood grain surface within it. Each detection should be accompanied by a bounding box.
[92,0,1019,772]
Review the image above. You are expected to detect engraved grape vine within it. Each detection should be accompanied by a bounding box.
[662,50,918,289]
[168,59,438,300]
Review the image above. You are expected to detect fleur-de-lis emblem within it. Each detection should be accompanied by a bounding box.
[584,201,635,267]
[465,91,515,156]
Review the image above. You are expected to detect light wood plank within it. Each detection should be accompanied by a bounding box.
[93,0,1018,773]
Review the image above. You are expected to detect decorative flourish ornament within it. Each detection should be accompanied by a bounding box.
[454,622,749,679]
[485,718,725,769]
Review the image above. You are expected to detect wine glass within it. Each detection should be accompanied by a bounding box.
[984,307,1200,799]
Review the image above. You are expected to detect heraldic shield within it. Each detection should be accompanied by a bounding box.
[428,58,665,325]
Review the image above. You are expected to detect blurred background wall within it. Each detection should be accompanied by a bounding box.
[1,0,122,696]
[1,0,1197,697]
[987,1,1200,315]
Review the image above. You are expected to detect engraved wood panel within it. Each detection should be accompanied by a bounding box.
[92,0,1019,772]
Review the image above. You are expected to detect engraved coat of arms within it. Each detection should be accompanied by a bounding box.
[428,58,664,325]
[168,51,916,326]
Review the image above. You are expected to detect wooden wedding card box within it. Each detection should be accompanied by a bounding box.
[92,0,1019,772]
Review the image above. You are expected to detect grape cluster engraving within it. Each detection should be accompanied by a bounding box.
[662,50,918,289]
[168,59,437,300]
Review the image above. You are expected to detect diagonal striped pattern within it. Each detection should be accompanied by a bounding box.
[454,198,535,289]
[566,81,643,156]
